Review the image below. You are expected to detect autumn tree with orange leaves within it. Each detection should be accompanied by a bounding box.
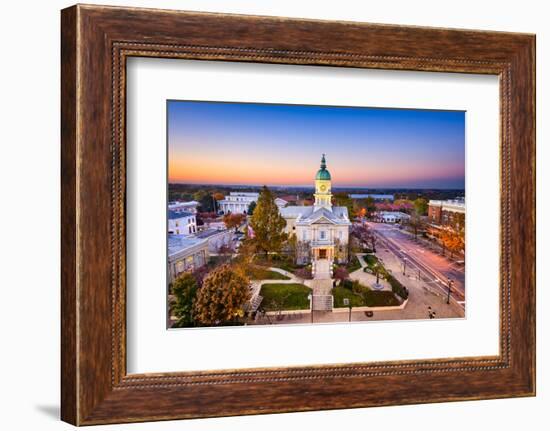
[193,264,251,326]
[223,213,246,232]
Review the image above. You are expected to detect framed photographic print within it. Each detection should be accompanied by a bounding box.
[61,4,536,425]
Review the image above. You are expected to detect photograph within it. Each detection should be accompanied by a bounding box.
[166,100,466,328]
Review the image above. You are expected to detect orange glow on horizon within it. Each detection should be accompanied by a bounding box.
[169,154,464,187]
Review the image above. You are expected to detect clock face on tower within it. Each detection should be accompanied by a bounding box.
[320,184,327,192]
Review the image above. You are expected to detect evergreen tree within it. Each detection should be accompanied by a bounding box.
[247,200,257,215]
[193,190,215,212]
[333,192,354,217]
[365,196,376,217]
[171,272,198,328]
[249,186,288,259]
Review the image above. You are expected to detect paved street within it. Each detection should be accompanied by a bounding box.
[366,222,466,307]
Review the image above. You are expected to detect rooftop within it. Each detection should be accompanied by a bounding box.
[429,198,466,211]
[168,210,194,219]
[168,234,208,257]
[228,192,259,197]
[378,211,411,216]
[195,228,228,239]
[168,200,199,207]
[280,205,350,225]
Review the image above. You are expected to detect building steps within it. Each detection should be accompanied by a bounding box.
[312,294,333,311]
[246,295,263,312]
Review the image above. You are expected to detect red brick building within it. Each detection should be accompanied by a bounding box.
[428,198,465,232]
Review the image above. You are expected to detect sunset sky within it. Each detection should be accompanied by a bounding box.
[168,100,465,189]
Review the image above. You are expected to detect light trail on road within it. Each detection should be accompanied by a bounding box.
[366,222,466,307]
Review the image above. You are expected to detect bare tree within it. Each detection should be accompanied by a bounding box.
[350,223,377,252]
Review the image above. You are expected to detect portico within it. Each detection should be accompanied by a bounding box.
[314,247,331,260]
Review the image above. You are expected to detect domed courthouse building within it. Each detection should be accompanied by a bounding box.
[280,155,351,270]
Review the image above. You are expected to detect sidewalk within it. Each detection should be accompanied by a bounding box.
[398,226,465,264]
[350,253,391,291]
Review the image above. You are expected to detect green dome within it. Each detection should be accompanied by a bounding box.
[316,169,331,180]
[315,154,331,180]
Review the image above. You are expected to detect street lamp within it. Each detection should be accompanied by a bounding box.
[308,293,313,323]
[343,297,352,322]
[446,278,454,304]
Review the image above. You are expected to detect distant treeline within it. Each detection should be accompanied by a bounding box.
[168,183,464,204]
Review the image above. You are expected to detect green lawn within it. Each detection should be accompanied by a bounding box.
[364,290,402,307]
[364,254,379,268]
[247,266,290,280]
[259,283,312,311]
[333,282,401,308]
[275,261,301,273]
[346,255,362,272]
[254,256,301,273]
[333,286,365,307]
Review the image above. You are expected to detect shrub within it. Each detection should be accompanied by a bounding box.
[386,273,409,300]
[342,279,354,290]
[294,267,312,280]
[333,266,349,282]
[351,280,365,295]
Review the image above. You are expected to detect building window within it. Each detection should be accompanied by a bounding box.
[320,231,326,240]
